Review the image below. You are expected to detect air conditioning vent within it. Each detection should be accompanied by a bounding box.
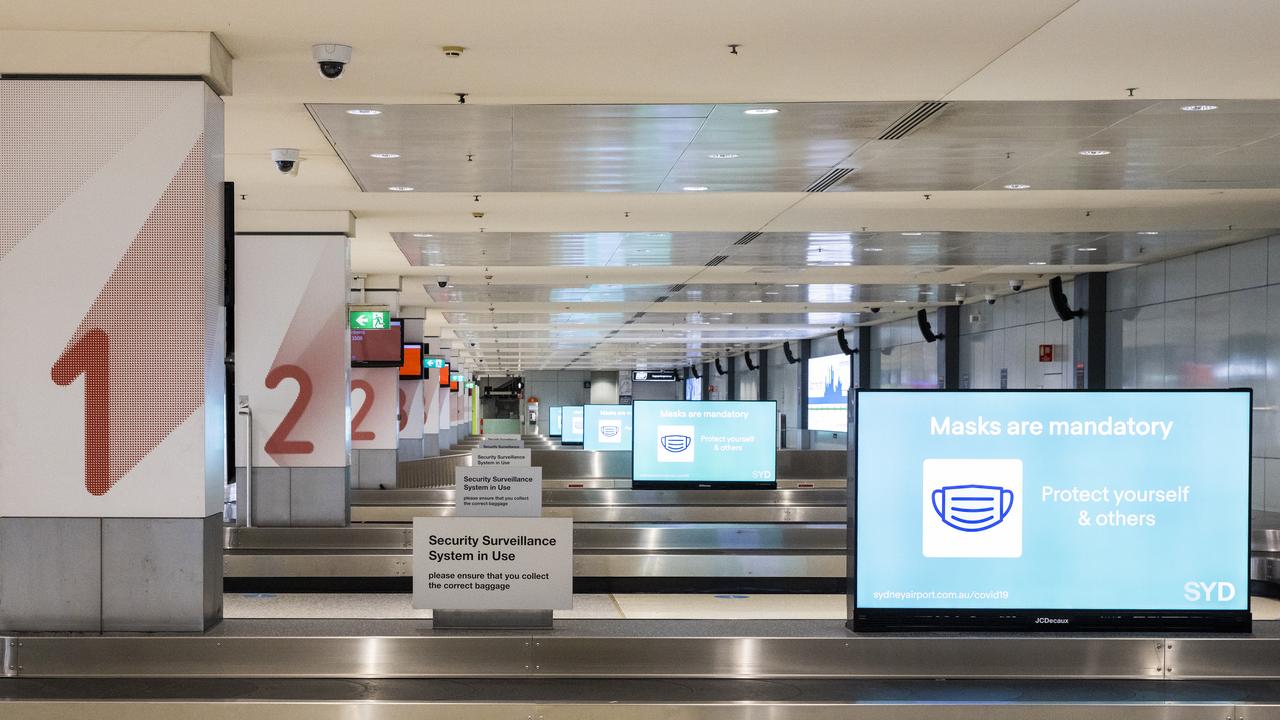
[653,295,670,303]
[705,255,730,266]
[805,167,855,193]
[733,231,763,246]
[668,282,687,292]
[878,101,948,140]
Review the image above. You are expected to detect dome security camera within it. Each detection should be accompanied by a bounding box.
[312,43,353,79]
[271,148,300,175]
[985,293,997,305]
[436,276,450,289]
[869,307,881,314]
[1009,279,1024,292]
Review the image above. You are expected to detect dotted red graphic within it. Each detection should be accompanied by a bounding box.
[57,138,208,495]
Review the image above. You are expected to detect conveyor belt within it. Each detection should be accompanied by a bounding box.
[7,677,1280,718]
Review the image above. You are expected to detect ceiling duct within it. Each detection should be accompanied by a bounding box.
[878,101,949,140]
[805,167,855,193]
[733,231,763,246]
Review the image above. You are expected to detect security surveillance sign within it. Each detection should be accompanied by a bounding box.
[413,517,572,610]
[456,467,542,517]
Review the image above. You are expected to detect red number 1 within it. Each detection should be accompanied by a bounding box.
[51,328,111,496]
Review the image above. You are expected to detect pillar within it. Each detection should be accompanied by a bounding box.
[935,306,961,390]
[0,77,225,631]
[234,230,351,527]
[1072,273,1108,389]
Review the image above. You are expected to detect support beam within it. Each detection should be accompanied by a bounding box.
[936,306,961,390]
[1072,273,1108,389]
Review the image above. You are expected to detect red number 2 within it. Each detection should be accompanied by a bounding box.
[265,364,314,454]
[351,379,376,441]
[51,328,111,496]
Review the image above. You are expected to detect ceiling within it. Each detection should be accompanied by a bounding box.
[7,1,1280,371]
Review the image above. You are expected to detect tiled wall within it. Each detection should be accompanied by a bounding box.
[1106,234,1279,510]
[868,316,938,389]
[959,283,1076,390]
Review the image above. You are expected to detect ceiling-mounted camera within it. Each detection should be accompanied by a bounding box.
[271,148,300,175]
[312,44,352,79]
[1009,279,1024,292]
[436,276,449,288]
[869,307,881,314]
[985,293,997,305]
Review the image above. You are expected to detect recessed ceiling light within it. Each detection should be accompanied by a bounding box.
[412,233,434,238]
[1029,261,1048,265]
[1078,149,1111,156]
[1180,104,1218,112]
[765,291,779,295]
[1077,247,1098,252]
[864,247,883,252]
[743,108,779,115]
[707,153,740,159]
[1137,231,1160,235]
[347,108,382,116]
[388,186,415,192]
[1004,183,1031,190]
[894,299,907,303]
[900,232,923,236]
[749,299,763,303]
[370,152,400,159]
[682,186,709,192]
[785,284,800,288]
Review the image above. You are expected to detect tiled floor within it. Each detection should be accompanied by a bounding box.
[225,593,1280,621]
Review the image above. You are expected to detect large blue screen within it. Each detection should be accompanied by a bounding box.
[584,404,632,451]
[561,406,585,444]
[855,390,1250,612]
[632,400,776,486]
[549,406,563,436]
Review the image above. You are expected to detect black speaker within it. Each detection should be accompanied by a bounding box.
[1048,276,1084,321]
[691,365,700,379]
[783,341,800,364]
[744,352,758,371]
[836,328,857,356]
[715,358,727,376]
[917,309,943,343]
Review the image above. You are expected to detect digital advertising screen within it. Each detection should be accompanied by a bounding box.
[439,363,451,387]
[549,406,563,436]
[807,353,850,432]
[584,404,633,451]
[399,343,424,379]
[351,323,403,367]
[631,400,777,489]
[561,406,585,445]
[852,389,1252,632]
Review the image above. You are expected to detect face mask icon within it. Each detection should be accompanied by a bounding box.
[660,435,691,452]
[601,425,619,438]
[931,484,1015,533]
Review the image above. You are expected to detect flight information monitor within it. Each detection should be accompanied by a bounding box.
[549,406,563,436]
[852,389,1252,632]
[807,353,850,432]
[561,406,585,445]
[631,400,777,489]
[398,344,423,379]
[351,322,403,367]
[584,404,633,451]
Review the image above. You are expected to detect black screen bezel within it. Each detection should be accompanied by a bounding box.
[630,399,778,490]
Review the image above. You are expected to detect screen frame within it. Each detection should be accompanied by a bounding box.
[560,405,586,446]
[848,387,1254,633]
[583,403,634,452]
[630,399,778,490]
[398,343,424,379]
[439,363,451,388]
[549,406,563,437]
[351,320,404,368]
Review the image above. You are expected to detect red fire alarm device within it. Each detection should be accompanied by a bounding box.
[1039,344,1054,362]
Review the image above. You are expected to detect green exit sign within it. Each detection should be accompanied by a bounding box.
[451,373,464,382]
[423,357,446,369]
[349,311,390,330]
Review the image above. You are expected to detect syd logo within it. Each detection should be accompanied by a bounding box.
[1184,581,1237,602]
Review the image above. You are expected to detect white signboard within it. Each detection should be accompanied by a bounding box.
[481,434,523,448]
[474,449,532,467]
[413,517,572,610]
[456,467,542,517]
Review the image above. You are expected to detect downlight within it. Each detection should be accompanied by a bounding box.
[1180,104,1218,112]
[1004,183,1031,190]
[346,108,382,116]
[743,108,779,115]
